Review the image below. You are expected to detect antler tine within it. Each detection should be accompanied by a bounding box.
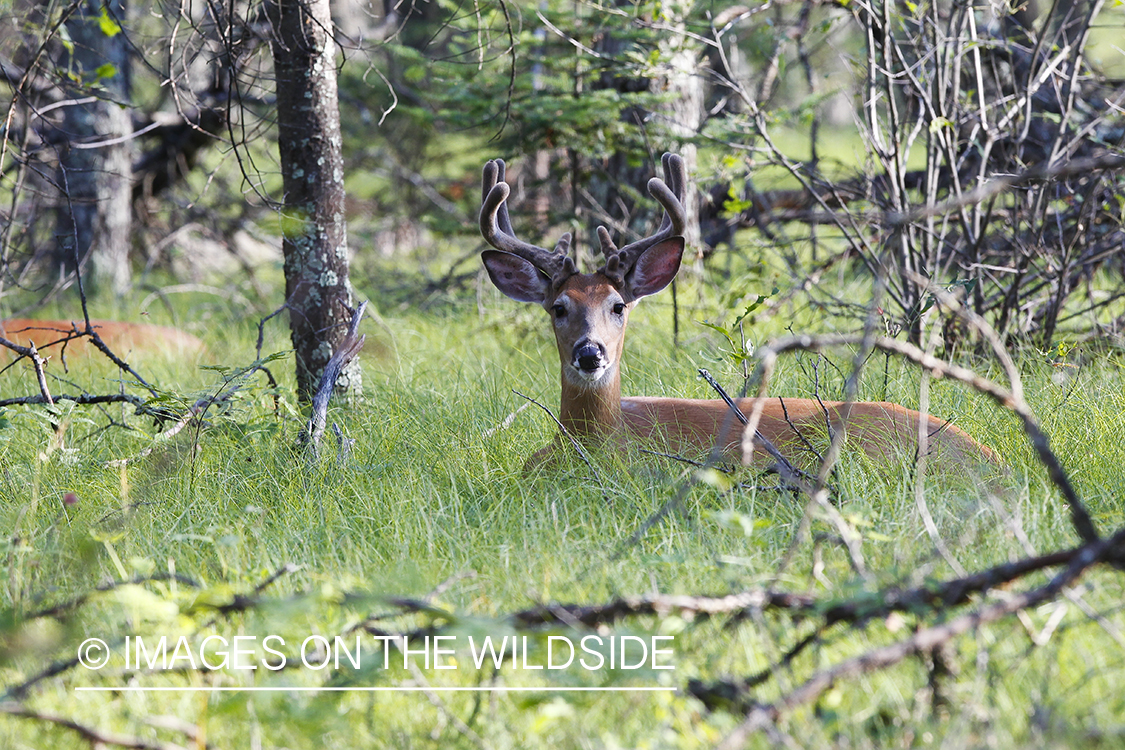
[657,152,686,234]
[480,159,564,278]
[599,153,687,280]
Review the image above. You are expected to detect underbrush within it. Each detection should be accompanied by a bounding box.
[1,286,1123,748]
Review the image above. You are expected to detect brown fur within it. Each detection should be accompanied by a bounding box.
[1,319,206,363]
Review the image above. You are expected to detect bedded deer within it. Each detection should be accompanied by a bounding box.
[480,154,998,474]
[0,319,206,363]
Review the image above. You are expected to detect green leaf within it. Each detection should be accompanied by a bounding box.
[929,116,954,134]
[98,7,121,37]
[695,468,731,491]
[94,63,117,80]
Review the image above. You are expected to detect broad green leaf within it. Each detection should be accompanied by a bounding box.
[98,7,121,37]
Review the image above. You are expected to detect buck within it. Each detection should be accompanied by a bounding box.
[480,154,997,473]
[0,319,206,363]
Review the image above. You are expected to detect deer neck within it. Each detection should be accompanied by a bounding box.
[559,370,623,442]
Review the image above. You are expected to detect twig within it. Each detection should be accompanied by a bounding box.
[24,573,201,622]
[511,540,1086,629]
[481,402,530,438]
[0,703,188,750]
[213,563,300,614]
[754,332,1098,544]
[0,392,149,409]
[716,526,1125,749]
[105,406,201,468]
[511,389,605,492]
[697,369,808,488]
[304,301,366,454]
[28,343,53,405]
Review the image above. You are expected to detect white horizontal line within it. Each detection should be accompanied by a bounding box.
[75,686,676,693]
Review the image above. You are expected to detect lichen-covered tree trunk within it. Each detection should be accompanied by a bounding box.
[56,0,133,296]
[268,0,359,403]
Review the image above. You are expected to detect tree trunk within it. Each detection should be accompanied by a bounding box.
[268,0,360,403]
[658,3,704,252]
[56,0,133,296]
[590,0,703,251]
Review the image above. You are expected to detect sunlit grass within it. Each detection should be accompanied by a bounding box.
[0,263,1123,748]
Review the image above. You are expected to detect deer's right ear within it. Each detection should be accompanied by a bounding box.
[482,250,550,304]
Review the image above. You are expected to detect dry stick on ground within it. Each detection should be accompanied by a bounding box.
[715,526,1125,750]
[104,407,202,468]
[509,541,1085,629]
[304,301,366,454]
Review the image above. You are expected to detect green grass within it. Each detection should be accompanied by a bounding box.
[1,269,1123,748]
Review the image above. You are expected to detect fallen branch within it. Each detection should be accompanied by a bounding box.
[303,301,366,454]
[714,526,1125,749]
[0,703,188,750]
[509,542,1088,630]
[24,573,201,622]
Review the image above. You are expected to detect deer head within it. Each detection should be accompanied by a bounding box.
[480,154,687,396]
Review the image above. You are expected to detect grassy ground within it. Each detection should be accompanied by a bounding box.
[1,268,1123,748]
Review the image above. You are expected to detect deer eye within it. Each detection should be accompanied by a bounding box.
[552,304,567,319]
[611,302,626,316]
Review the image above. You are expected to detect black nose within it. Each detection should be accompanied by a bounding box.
[574,342,604,372]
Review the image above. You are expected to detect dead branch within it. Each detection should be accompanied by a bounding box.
[753,332,1099,544]
[510,541,1089,630]
[24,573,201,622]
[303,301,366,454]
[211,563,300,615]
[697,368,809,490]
[0,703,189,750]
[0,392,151,411]
[714,526,1125,749]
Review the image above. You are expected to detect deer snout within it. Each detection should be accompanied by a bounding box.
[572,340,606,374]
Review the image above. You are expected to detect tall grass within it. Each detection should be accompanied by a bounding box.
[1,272,1122,748]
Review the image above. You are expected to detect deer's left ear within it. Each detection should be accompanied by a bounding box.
[627,237,685,299]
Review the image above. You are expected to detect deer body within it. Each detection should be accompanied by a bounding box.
[578,395,992,470]
[480,155,996,473]
[0,319,206,362]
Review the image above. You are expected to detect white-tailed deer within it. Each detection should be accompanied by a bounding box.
[0,319,206,363]
[480,154,998,473]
